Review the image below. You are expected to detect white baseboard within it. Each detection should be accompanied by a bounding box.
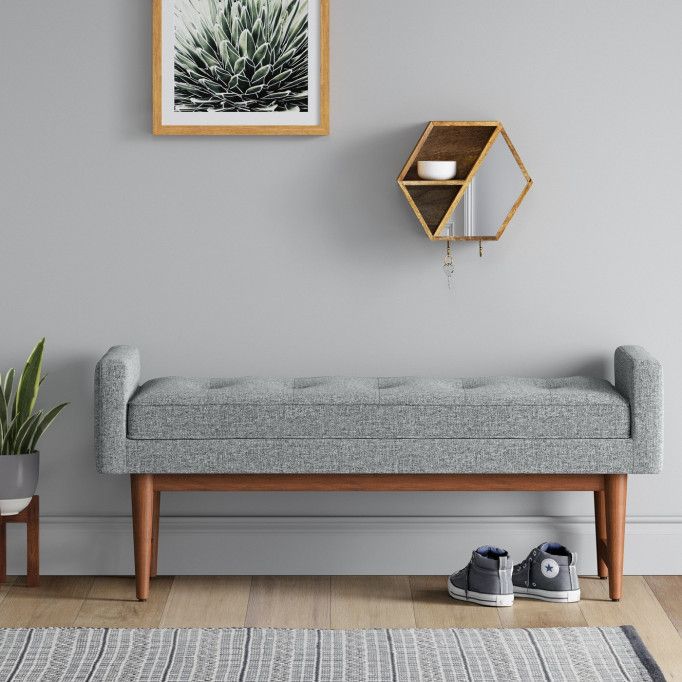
[5,515,681,576]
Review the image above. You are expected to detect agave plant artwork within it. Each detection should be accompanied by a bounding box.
[174,0,309,113]
[0,339,67,456]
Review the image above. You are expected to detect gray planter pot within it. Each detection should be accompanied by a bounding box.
[0,451,39,515]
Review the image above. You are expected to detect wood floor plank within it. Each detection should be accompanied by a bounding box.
[0,576,94,627]
[580,576,682,681]
[74,576,173,628]
[0,576,16,606]
[498,596,588,628]
[245,576,330,629]
[331,576,415,629]
[645,576,682,637]
[162,576,251,627]
[410,576,500,628]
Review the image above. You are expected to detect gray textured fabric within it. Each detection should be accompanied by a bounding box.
[0,627,665,682]
[94,345,664,475]
[94,346,140,473]
[614,346,664,473]
[128,375,629,439]
[131,374,627,405]
[123,437,635,474]
[128,403,629,440]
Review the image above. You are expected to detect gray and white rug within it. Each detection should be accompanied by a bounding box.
[0,626,664,681]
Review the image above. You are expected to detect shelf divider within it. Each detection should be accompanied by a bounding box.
[401,180,466,186]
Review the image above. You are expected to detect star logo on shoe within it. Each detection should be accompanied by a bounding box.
[541,558,559,579]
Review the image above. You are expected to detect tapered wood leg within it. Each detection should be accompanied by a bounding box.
[26,496,39,587]
[604,474,627,601]
[594,490,608,579]
[150,491,160,578]
[0,521,6,584]
[131,474,154,601]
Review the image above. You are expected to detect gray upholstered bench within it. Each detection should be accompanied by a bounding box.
[95,345,663,601]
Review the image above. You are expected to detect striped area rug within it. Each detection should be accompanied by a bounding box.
[0,626,664,681]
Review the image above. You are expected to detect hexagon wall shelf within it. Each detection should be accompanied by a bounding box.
[397,121,532,241]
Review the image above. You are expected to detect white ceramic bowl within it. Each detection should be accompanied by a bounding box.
[417,160,457,181]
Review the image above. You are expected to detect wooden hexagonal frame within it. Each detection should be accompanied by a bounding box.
[397,121,532,241]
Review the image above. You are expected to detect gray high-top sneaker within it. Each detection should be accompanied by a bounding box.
[447,546,514,607]
[512,542,580,603]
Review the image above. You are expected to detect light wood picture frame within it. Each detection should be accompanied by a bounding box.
[153,0,329,136]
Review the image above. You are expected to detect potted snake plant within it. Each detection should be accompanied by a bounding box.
[0,339,67,515]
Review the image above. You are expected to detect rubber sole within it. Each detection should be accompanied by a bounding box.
[447,580,514,607]
[513,586,581,603]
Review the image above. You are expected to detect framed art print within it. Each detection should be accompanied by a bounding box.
[153,0,329,135]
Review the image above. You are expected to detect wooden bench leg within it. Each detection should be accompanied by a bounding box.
[131,474,154,601]
[604,474,627,601]
[594,490,608,579]
[150,491,160,578]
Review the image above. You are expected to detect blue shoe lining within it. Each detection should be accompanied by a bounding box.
[476,545,509,559]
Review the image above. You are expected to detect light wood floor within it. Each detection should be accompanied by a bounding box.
[0,575,681,679]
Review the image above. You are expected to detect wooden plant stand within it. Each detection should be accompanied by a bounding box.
[0,496,39,587]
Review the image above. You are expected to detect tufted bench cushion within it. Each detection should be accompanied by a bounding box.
[127,376,629,440]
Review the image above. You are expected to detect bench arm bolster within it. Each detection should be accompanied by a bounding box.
[95,346,141,473]
[614,345,663,472]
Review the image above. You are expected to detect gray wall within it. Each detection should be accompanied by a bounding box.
[2,1,681,572]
